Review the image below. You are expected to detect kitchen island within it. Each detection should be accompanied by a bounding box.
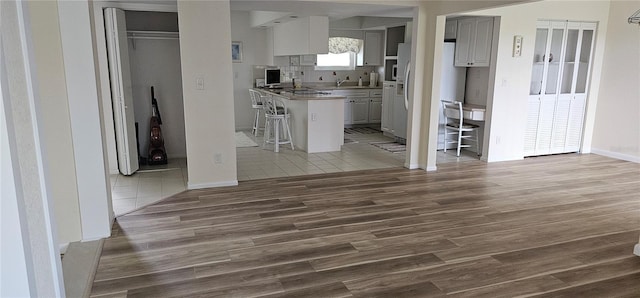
[255,88,345,153]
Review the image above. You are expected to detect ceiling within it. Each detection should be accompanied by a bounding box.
[229,0,414,20]
[105,0,414,22]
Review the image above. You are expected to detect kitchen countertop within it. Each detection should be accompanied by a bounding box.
[254,88,346,100]
[302,83,383,90]
[254,84,382,100]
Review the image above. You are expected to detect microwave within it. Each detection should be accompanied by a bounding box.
[391,64,398,80]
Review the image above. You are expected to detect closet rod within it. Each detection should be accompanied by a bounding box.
[127,30,179,40]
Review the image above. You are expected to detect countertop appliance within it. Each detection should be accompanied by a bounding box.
[393,43,411,141]
[438,42,467,149]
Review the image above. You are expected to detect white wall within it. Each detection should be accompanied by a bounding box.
[457,0,611,163]
[178,0,238,189]
[1,0,64,294]
[231,11,270,130]
[1,40,34,298]
[27,0,83,248]
[128,38,187,158]
[591,0,640,162]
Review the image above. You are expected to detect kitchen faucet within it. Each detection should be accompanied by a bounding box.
[336,78,347,87]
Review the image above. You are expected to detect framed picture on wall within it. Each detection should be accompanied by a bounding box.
[231,41,243,63]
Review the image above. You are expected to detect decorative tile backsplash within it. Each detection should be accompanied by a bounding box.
[253,65,380,86]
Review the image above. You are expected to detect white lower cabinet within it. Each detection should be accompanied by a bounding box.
[344,99,353,125]
[351,98,370,124]
[340,90,382,125]
[369,97,382,123]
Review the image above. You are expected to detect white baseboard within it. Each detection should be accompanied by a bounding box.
[59,242,69,254]
[634,243,640,257]
[188,180,238,190]
[404,162,420,169]
[591,148,640,163]
[82,236,106,243]
[426,165,437,171]
[109,168,119,175]
[235,126,253,132]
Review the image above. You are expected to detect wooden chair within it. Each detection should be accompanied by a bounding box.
[442,100,480,157]
[263,96,294,153]
[249,89,266,136]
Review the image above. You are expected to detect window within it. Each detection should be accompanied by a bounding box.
[315,37,362,70]
[316,52,356,70]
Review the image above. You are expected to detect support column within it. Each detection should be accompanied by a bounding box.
[58,0,112,239]
[178,0,238,189]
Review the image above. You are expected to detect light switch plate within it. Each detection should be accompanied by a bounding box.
[196,77,204,90]
[513,35,523,57]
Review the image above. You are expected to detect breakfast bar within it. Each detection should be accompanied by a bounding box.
[255,88,346,153]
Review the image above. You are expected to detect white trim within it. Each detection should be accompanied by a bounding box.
[426,166,437,171]
[94,1,177,12]
[81,236,105,243]
[591,148,640,163]
[634,243,640,257]
[17,2,66,296]
[188,180,238,190]
[109,169,120,175]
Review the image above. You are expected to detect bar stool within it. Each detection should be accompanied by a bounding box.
[249,89,266,136]
[263,96,294,153]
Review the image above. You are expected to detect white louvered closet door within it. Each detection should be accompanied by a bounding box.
[550,95,571,154]
[524,97,541,156]
[566,95,587,152]
[535,96,556,155]
[525,21,595,157]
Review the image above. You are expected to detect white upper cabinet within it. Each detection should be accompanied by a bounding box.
[273,16,329,56]
[454,17,493,67]
[444,19,457,40]
[362,31,384,66]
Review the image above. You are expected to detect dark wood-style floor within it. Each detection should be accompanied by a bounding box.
[90,154,640,297]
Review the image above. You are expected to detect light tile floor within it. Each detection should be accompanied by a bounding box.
[110,132,480,215]
[110,158,187,216]
[436,148,481,164]
[236,129,407,181]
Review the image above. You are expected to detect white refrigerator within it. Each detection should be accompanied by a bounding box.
[438,42,467,150]
[393,43,411,140]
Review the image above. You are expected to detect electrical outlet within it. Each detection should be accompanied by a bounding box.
[311,113,317,121]
[214,153,222,164]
